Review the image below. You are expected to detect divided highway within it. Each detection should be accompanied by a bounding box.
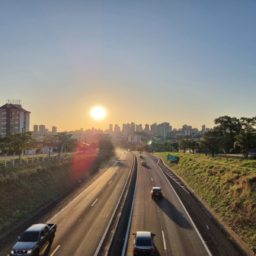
[2,150,248,256]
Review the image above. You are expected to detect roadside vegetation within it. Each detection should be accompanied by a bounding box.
[156,152,256,252]
[0,135,114,235]
[148,116,256,160]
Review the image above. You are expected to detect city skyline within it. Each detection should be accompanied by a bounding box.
[1,1,256,130]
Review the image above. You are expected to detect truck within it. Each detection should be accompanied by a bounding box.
[10,223,57,256]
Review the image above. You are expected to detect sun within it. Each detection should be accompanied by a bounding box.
[90,106,107,121]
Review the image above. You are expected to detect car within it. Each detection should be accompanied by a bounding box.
[10,223,56,256]
[133,231,156,255]
[141,161,147,167]
[151,187,163,200]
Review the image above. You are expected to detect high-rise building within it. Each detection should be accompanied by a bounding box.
[135,124,143,133]
[0,103,30,137]
[52,126,57,134]
[109,124,113,133]
[157,122,170,138]
[33,125,39,133]
[144,124,150,134]
[150,123,158,136]
[114,124,121,134]
[39,125,46,136]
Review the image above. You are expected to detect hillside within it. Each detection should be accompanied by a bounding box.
[156,152,256,252]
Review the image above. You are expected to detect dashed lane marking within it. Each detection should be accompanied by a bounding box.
[91,198,98,207]
[50,244,61,256]
[162,230,167,251]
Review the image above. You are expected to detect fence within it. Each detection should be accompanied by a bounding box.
[0,154,73,171]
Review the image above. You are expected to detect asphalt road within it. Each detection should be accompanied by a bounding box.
[46,150,132,256]
[4,150,133,256]
[126,153,210,256]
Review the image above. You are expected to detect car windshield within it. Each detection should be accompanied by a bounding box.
[20,231,39,242]
[136,237,152,246]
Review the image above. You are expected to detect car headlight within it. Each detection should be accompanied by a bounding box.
[27,250,33,254]
[10,250,15,255]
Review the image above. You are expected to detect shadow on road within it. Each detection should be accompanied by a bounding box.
[155,197,192,229]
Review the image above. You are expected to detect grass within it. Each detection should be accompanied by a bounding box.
[155,152,256,252]
[0,152,105,234]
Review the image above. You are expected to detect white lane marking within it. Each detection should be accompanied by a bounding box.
[91,198,98,207]
[159,159,212,256]
[50,244,61,256]
[162,230,167,251]
[151,177,154,182]
[206,225,209,230]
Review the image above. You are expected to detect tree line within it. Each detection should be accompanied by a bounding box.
[201,116,256,158]
[0,132,78,160]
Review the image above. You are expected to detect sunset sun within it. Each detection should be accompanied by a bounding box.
[90,106,107,121]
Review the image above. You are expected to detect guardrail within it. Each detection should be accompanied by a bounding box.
[94,154,137,256]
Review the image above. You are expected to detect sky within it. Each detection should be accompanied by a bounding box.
[0,0,255,131]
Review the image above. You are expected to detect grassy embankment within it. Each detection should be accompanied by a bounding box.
[0,151,111,234]
[155,152,256,252]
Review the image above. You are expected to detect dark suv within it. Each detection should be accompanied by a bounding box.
[151,187,163,200]
[133,231,156,256]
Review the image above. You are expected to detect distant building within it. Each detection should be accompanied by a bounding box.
[150,123,158,136]
[157,122,170,138]
[33,125,39,133]
[109,124,113,133]
[0,103,30,137]
[114,124,121,134]
[52,126,57,135]
[144,124,150,134]
[135,124,143,133]
[39,125,47,136]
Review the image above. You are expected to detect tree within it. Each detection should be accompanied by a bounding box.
[7,132,33,160]
[200,130,221,157]
[56,133,73,156]
[43,135,58,158]
[179,139,189,153]
[214,116,241,153]
[234,117,256,159]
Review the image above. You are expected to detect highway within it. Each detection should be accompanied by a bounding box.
[126,153,210,256]
[45,150,133,256]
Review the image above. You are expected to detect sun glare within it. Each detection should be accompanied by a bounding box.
[90,106,107,121]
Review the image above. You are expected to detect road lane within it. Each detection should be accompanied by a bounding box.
[127,153,209,256]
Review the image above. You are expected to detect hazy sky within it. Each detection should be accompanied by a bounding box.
[1,1,255,130]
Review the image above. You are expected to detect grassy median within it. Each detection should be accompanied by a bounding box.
[155,152,256,252]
